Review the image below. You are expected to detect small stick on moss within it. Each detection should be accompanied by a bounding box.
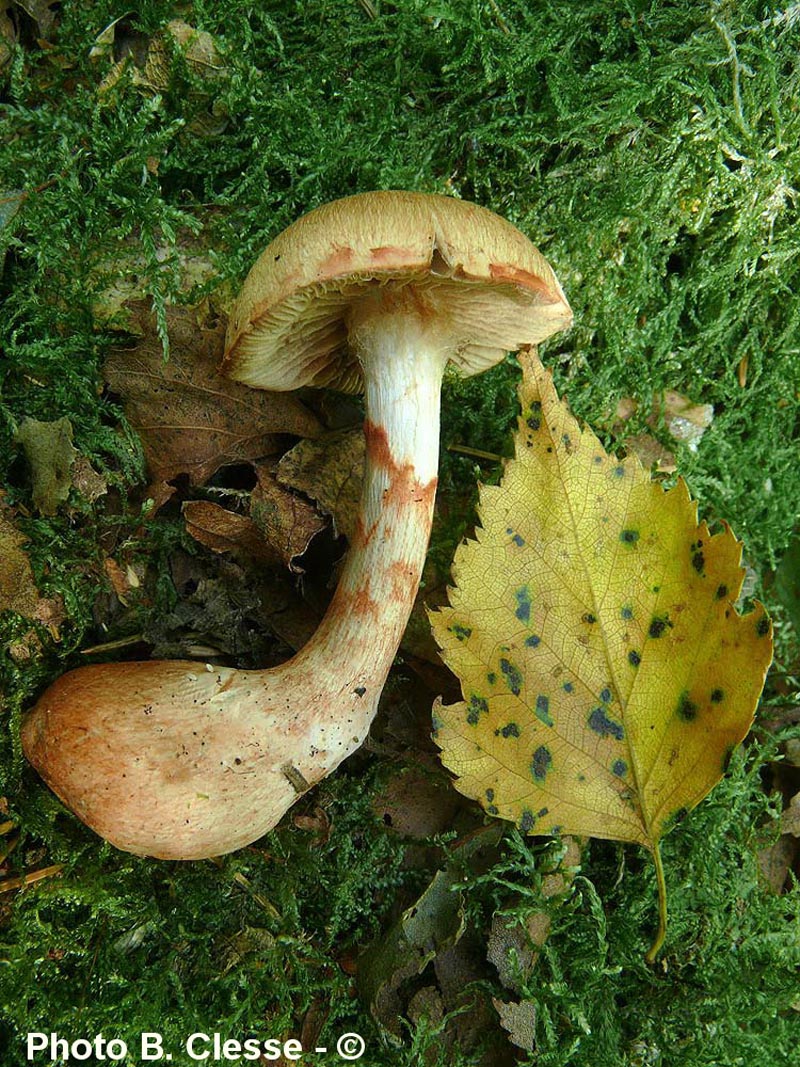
[80,635,145,655]
[446,444,503,463]
[0,864,64,893]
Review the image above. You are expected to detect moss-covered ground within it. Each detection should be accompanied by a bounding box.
[1,2,799,1064]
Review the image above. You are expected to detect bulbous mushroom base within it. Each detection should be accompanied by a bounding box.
[22,658,373,859]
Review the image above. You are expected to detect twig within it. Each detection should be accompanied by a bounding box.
[0,864,64,893]
[447,443,504,463]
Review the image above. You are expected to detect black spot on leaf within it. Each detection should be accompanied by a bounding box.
[500,658,523,696]
[588,707,624,740]
[526,402,542,431]
[648,614,671,638]
[466,695,489,725]
[515,586,532,624]
[535,694,553,726]
[531,745,552,781]
[676,692,698,722]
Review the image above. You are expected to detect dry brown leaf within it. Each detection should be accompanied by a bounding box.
[277,429,365,541]
[299,1001,329,1059]
[407,986,444,1028]
[623,432,676,474]
[91,232,220,325]
[0,6,16,71]
[0,496,65,640]
[615,396,638,422]
[433,934,506,1065]
[781,792,800,837]
[14,417,77,515]
[164,19,226,78]
[31,595,66,634]
[0,506,41,619]
[487,837,581,992]
[372,766,460,838]
[492,998,536,1052]
[103,557,142,604]
[71,455,108,503]
[14,419,107,513]
[358,826,501,1042]
[292,805,331,845]
[8,630,44,664]
[97,19,229,136]
[250,466,327,572]
[737,354,749,389]
[104,304,322,503]
[487,915,538,994]
[652,389,714,451]
[757,834,798,894]
[16,0,58,39]
[182,501,281,565]
[610,390,713,459]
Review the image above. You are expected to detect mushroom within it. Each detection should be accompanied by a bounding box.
[22,191,571,860]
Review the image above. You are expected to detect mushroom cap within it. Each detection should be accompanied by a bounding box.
[223,190,572,393]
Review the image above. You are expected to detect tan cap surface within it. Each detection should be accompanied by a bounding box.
[223,190,571,393]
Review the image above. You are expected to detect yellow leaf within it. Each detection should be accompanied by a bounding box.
[430,350,772,958]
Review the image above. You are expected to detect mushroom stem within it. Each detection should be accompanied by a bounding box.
[304,303,447,699]
[22,303,448,860]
